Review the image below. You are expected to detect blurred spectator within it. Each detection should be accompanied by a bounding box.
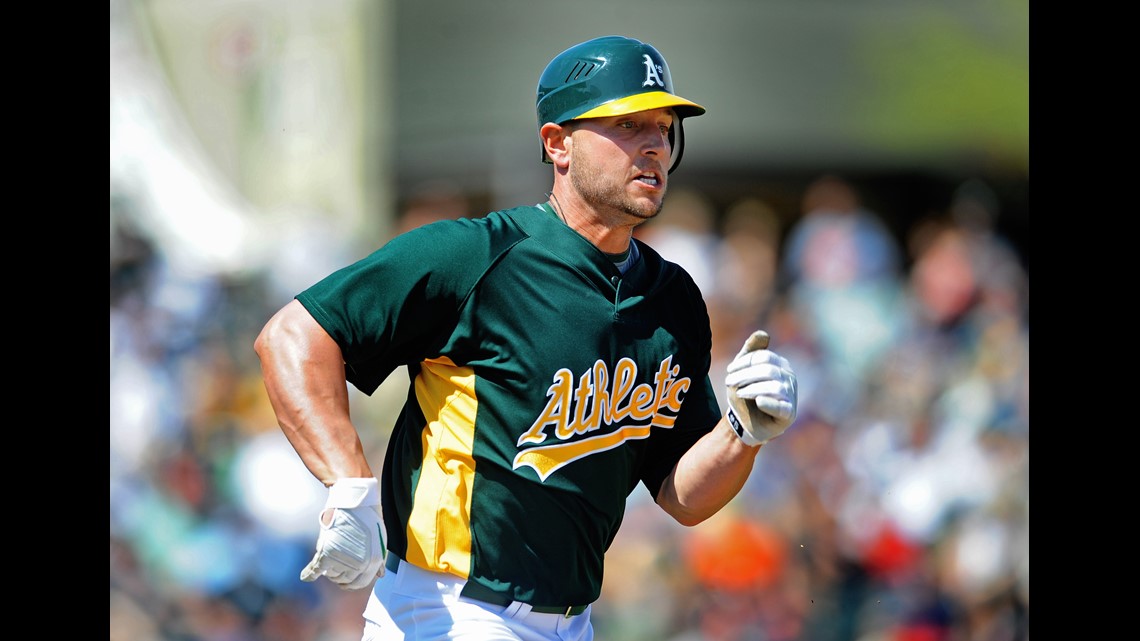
[396,181,472,233]
[782,174,901,288]
[946,178,1028,325]
[715,196,783,325]
[780,174,906,421]
[706,196,785,409]
[634,187,721,297]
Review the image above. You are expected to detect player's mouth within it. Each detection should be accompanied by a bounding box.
[633,169,663,189]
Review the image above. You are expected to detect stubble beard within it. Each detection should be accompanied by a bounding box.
[569,160,664,222]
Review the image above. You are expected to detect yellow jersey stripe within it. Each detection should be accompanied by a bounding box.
[405,357,477,577]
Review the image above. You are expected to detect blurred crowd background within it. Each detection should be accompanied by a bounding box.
[110,171,1028,641]
[111,1,1028,640]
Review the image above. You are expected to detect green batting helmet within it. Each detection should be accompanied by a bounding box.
[536,35,706,173]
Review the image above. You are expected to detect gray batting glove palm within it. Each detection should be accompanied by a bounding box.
[301,477,387,591]
[724,331,798,447]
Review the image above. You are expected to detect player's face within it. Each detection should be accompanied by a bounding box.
[566,108,674,222]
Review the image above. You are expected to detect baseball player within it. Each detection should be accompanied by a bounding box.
[255,35,799,641]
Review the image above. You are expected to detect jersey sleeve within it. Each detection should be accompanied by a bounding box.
[633,263,723,500]
[297,217,495,394]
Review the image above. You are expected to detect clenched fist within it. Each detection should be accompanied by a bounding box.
[301,477,387,590]
[724,331,798,447]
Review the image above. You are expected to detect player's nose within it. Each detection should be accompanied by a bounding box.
[640,128,668,156]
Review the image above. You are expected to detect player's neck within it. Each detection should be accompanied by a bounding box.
[548,188,636,254]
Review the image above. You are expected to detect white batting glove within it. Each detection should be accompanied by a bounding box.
[724,330,798,447]
[300,477,387,591]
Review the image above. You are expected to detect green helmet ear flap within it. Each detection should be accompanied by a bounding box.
[665,118,690,175]
[536,35,705,173]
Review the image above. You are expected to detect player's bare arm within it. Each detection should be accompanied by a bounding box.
[655,419,761,526]
[255,298,373,486]
[656,330,798,526]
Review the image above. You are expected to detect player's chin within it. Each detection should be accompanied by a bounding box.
[625,199,664,221]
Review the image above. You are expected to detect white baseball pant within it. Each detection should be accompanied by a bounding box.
[361,557,594,641]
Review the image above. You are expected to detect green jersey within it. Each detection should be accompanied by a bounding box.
[297,203,721,608]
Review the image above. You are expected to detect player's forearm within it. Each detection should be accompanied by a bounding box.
[255,300,374,486]
[656,419,760,526]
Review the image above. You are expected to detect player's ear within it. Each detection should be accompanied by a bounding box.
[541,122,572,169]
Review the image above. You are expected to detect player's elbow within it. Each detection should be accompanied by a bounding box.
[656,491,716,527]
[670,511,710,528]
[253,326,270,361]
[662,502,718,527]
[254,302,294,361]
[253,315,278,361]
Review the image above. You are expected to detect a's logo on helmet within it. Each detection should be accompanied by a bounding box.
[641,54,665,88]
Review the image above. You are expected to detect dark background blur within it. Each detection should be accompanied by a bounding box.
[111,1,1028,639]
